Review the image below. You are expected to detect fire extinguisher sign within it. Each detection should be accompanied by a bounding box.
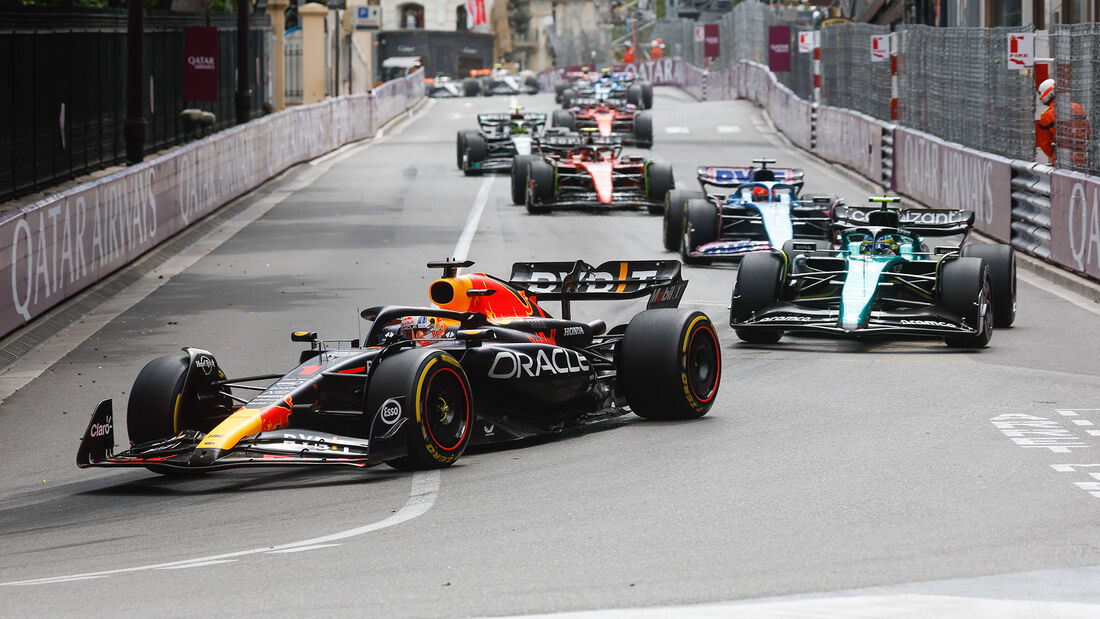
[1007,33,1034,68]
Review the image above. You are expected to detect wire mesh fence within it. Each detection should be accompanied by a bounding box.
[1050,23,1098,175]
[820,23,892,121]
[545,4,1090,173]
[897,25,1035,162]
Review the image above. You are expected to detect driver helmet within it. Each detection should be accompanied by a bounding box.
[752,186,770,201]
[860,235,900,256]
[1038,78,1056,105]
[399,316,440,346]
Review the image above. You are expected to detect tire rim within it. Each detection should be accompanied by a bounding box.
[686,324,720,402]
[424,367,470,451]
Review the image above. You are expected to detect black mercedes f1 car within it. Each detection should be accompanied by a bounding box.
[78,260,721,474]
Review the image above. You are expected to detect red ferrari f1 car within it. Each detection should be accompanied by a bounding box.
[552,102,653,148]
[511,134,673,214]
[77,260,720,474]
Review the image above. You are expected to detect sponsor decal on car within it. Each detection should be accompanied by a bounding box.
[561,326,585,336]
[757,315,813,322]
[89,415,112,438]
[900,319,955,327]
[488,348,591,379]
[195,355,216,375]
[379,399,402,424]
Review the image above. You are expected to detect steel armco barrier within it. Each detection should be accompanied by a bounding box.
[1009,161,1054,258]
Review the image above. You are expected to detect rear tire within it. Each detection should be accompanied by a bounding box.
[633,112,653,147]
[525,75,540,92]
[526,160,555,214]
[940,257,993,348]
[730,252,786,344]
[962,244,1016,327]
[456,130,478,169]
[462,78,479,97]
[554,82,567,102]
[376,351,473,470]
[626,84,643,107]
[511,155,539,205]
[681,199,717,265]
[645,161,674,214]
[619,309,721,420]
[463,134,487,176]
[664,190,704,252]
[552,109,576,131]
[561,88,575,108]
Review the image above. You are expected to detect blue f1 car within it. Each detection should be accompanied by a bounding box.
[662,158,835,265]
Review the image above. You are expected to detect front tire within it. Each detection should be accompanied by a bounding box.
[940,257,993,348]
[620,309,721,420]
[463,134,487,176]
[664,189,704,252]
[375,351,474,470]
[730,251,786,344]
[682,198,717,265]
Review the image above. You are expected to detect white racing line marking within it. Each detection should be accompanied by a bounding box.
[1,471,440,586]
[665,126,690,134]
[716,125,741,133]
[454,175,497,261]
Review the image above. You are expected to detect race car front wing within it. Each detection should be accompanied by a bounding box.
[77,400,406,471]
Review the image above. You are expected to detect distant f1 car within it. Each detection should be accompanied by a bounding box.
[513,133,673,214]
[665,158,834,265]
[426,75,479,98]
[558,70,653,109]
[78,259,720,475]
[552,101,653,148]
[471,68,540,96]
[457,108,548,175]
[728,197,1016,348]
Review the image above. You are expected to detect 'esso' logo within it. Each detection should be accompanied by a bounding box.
[379,399,401,424]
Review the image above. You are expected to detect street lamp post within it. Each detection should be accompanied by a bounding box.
[236,0,252,123]
[124,0,145,163]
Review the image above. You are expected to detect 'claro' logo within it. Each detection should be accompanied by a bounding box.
[488,348,590,379]
[187,56,216,71]
[90,415,113,438]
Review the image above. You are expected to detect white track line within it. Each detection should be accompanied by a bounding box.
[454,175,496,261]
[1,471,439,586]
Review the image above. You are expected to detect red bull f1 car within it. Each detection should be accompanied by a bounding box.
[728,198,1016,347]
[665,158,834,265]
[78,260,720,474]
[513,135,673,214]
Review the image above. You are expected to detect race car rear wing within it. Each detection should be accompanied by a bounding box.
[833,205,975,237]
[477,112,547,126]
[696,166,805,190]
[509,260,687,320]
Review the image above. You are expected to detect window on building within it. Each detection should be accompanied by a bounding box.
[457,4,467,30]
[400,3,425,29]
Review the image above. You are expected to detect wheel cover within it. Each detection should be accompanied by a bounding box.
[686,323,720,402]
[423,367,470,451]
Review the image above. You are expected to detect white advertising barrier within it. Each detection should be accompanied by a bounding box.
[816,106,884,184]
[0,70,425,338]
[1050,170,1100,279]
[892,127,1012,242]
[768,82,812,151]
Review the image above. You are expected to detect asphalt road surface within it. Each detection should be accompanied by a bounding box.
[1,88,1099,618]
